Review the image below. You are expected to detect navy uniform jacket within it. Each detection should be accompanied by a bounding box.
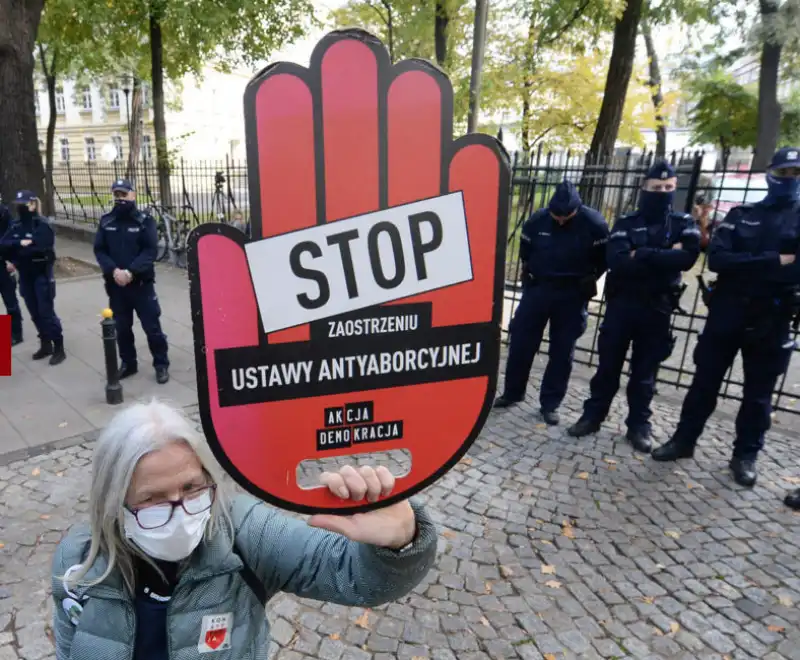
[94,208,158,284]
[0,213,56,277]
[709,202,800,299]
[519,207,609,283]
[605,211,700,298]
[0,204,12,265]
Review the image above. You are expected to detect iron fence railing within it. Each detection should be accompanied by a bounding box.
[50,148,799,415]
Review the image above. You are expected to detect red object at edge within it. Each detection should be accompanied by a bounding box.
[0,315,10,376]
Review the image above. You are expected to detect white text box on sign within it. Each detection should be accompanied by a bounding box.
[245,192,474,334]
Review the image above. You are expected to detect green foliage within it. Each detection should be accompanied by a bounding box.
[683,67,800,150]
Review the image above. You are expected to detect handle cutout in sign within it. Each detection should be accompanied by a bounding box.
[296,449,412,490]
[187,28,509,515]
[244,192,473,334]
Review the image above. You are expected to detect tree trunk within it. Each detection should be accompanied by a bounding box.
[149,11,172,209]
[521,96,531,153]
[519,14,537,154]
[0,0,46,204]
[641,20,666,159]
[126,77,144,184]
[587,0,644,165]
[466,0,489,133]
[435,0,449,67]
[39,45,57,217]
[753,0,782,171]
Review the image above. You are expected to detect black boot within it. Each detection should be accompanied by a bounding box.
[651,436,695,461]
[49,338,66,366]
[155,366,170,384]
[626,428,652,453]
[32,339,53,360]
[118,363,139,379]
[567,418,601,437]
[493,395,521,409]
[729,457,757,488]
[541,410,560,426]
[784,488,800,510]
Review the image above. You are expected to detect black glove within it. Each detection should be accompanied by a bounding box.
[579,275,597,301]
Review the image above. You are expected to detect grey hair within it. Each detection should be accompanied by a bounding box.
[64,399,232,594]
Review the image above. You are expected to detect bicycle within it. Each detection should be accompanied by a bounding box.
[144,202,197,268]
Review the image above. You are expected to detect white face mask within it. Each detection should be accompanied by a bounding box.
[123,491,212,562]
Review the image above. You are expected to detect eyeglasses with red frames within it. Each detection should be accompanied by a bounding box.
[127,484,217,529]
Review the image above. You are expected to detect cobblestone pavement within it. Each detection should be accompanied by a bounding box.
[2,372,800,660]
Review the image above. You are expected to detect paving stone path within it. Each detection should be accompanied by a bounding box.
[1,373,800,660]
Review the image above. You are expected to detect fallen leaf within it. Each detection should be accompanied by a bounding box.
[665,530,681,539]
[642,596,655,604]
[544,655,557,660]
[655,564,666,570]
[56,471,64,477]
[0,543,4,549]
[460,457,472,466]
[778,595,793,607]
[653,627,664,636]
[535,423,547,428]
[354,610,371,629]
[58,422,68,428]
[484,582,493,594]
[562,525,575,539]
[669,622,680,634]
[782,476,800,485]
[499,565,514,578]
[442,529,456,539]
[544,580,562,589]
[480,616,490,626]
[603,458,617,465]
[329,633,340,640]
[31,467,41,477]
[539,539,553,545]
[577,472,589,480]
[541,564,556,575]
[767,625,785,633]
[40,514,50,520]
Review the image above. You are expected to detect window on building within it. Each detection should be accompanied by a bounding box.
[109,88,120,110]
[60,138,70,162]
[55,89,65,114]
[38,140,45,152]
[81,87,92,111]
[141,85,150,108]
[112,135,123,160]
[34,94,40,115]
[85,137,96,162]
[141,135,152,162]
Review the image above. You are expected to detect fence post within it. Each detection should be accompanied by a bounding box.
[683,152,703,214]
[101,308,124,405]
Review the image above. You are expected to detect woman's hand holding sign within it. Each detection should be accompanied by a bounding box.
[309,465,416,549]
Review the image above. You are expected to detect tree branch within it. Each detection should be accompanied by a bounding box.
[541,0,593,46]
[364,0,388,27]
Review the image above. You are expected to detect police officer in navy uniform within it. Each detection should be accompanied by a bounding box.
[0,196,24,345]
[568,162,700,451]
[94,179,169,384]
[494,180,609,425]
[0,191,66,364]
[653,147,800,487]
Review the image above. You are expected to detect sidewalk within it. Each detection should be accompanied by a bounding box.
[0,238,198,462]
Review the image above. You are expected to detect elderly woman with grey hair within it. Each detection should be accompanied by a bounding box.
[51,400,437,660]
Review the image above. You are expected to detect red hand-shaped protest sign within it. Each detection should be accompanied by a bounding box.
[187,30,509,514]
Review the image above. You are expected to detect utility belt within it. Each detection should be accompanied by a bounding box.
[17,256,54,278]
[606,278,686,313]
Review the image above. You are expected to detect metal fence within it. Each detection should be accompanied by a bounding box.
[51,148,800,415]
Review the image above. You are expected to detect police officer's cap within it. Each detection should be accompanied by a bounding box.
[644,161,676,181]
[111,179,135,193]
[548,179,582,216]
[13,190,37,204]
[769,147,800,170]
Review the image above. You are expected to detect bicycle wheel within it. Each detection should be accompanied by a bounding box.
[156,219,169,262]
[173,221,189,269]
